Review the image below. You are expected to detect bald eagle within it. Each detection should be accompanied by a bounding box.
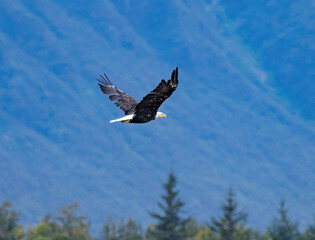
[97,67,179,123]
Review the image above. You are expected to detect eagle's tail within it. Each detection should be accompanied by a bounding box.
[109,114,134,123]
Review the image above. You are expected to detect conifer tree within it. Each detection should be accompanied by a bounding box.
[210,188,248,240]
[268,199,299,240]
[146,171,189,240]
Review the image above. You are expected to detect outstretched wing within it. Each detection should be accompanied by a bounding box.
[97,73,138,115]
[134,67,179,117]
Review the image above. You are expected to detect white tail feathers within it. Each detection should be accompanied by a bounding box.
[109,114,134,123]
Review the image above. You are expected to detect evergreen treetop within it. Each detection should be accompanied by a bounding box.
[210,188,248,240]
[147,171,189,240]
[268,199,299,240]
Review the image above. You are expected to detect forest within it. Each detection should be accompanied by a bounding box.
[1,172,314,240]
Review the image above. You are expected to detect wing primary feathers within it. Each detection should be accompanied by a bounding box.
[171,67,178,85]
[133,67,179,120]
[103,73,113,84]
[97,75,106,85]
[175,67,178,84]
[97,72,138,115]
[97,74,112,85]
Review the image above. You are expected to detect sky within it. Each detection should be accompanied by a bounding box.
[0,0,314,235]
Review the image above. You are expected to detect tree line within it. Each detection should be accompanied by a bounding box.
[1,172,314,240]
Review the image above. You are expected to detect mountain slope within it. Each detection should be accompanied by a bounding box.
[0,0,314,233]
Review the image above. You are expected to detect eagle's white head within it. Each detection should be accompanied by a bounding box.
[155,111,167,120]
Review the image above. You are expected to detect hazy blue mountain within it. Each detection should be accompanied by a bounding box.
[0,0,314,234]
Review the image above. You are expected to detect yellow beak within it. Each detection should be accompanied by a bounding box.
[163,114,167,118]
